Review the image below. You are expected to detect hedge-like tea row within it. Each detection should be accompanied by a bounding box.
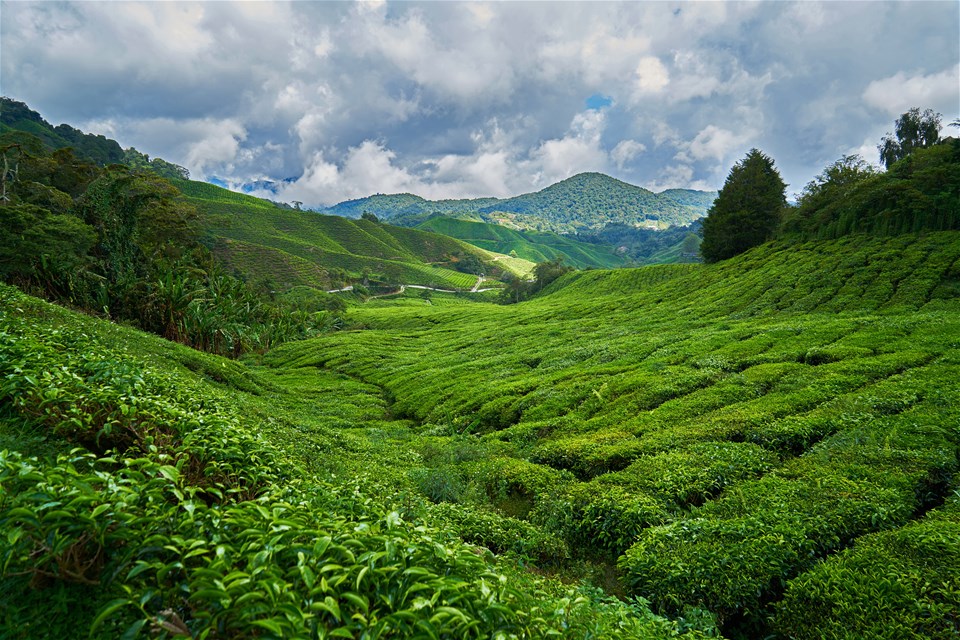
[773,496,960,639]
[620,386,960,624]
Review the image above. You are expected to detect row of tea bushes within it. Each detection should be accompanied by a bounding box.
[772,493,960,639]
[1,285,715,639]
[620,373,960,627]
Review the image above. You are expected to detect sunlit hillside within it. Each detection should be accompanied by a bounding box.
[174,179,533,291]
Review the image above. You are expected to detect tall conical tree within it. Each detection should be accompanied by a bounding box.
[700,149,786,263]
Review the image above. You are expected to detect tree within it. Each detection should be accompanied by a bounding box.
[780,154,877,237]
[0,203,95,287]
[879,108,942,169]
[533,257,573,291]
[680,233,701,256]
[700,149,786,263]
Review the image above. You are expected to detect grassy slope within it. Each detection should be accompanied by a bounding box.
[266,231,960,636]
[173,179,530,290]
[417,216,630,269]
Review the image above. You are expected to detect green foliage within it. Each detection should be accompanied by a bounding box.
[0,284,711,640]
[418,216,631,269]
[700,149,787,262]
[0,203,95,287]
[428,502,569,564]
[773,513,960,639]
[325,172,715,234]
[880,107,943,169]
[1,97,124,166]
[781,141,960,240]
[498,257,574,304]
[122,147,189,180]
[77,167,200,296]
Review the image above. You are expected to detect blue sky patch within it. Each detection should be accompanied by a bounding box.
[586,94,613,110]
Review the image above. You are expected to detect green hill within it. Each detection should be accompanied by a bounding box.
[0,283,710,640]
[3,227,959,637]
[323,172,715,235]
[477,172,715,232]
[1,97,125,166]
[173,178,532,291]
[416,215,631,269]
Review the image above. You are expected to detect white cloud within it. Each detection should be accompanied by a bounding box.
[276,109,624,206]
[3,1,957,206]
[863,65,960,117]
[632,56,670,97]
[183,119,248,176]
[611,140,646,169]
[686,125,753,163]
[526,109,610,186]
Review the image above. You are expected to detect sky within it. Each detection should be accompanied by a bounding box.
[2,1,958,208]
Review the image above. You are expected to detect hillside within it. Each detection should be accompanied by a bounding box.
[416,215,631,269]
[174,178,532,291]
[0,99,531,293]
[323,172,715,234]
[0,283,710,640]
[267,231,960,637]
[477,172,715,232]
[3,228,959,637]
[0,97,124,166]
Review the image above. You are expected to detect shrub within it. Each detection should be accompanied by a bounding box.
[428,502,569,564]
[773,517,960,639]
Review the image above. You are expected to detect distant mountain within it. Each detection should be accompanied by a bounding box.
[322,172,716,234]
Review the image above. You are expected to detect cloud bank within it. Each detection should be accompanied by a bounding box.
[2,1,957,206]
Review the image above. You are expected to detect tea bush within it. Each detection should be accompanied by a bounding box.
[773,497,960,639]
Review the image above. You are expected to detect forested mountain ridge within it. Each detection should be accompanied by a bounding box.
[323,172,716,234]
[0,97,188,180]
[1,97,125,166]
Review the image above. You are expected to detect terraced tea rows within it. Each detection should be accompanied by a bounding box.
[266,232,960,636]
[0,285,713,640]
[3,231,958,638]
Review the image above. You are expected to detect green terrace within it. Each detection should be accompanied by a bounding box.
[265,231,960,636]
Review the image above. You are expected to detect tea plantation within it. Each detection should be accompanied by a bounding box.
[2,230,959,638]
